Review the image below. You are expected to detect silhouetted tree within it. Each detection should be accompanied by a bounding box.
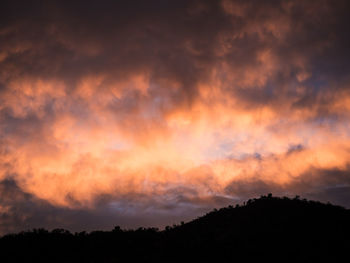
[0,195,349,263]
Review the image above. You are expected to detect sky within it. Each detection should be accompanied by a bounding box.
[1,0,350,234]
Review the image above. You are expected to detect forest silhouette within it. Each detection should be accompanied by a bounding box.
[1,194,349,262]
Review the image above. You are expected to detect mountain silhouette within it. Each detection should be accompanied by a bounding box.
[1,194,349,262]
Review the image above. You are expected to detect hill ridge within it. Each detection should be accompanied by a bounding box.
[1,195,349,262]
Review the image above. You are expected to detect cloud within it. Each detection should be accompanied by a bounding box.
[224,165,350,207]
[0,0,350,234]
[0,178,229,235]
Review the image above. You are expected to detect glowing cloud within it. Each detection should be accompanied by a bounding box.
[0,0,350,234]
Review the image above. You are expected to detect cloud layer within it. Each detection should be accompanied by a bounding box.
[1,0,350,234]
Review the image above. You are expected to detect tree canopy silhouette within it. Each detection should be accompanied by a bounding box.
[0,195,349,262]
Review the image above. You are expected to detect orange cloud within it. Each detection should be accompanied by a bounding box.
[1,0,350,234]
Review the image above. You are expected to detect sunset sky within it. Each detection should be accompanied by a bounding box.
[1,0,350,234]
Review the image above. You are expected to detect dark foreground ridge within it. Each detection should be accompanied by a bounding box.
[1,195,349,262]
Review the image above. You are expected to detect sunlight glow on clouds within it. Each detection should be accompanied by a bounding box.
[0,0,350,233]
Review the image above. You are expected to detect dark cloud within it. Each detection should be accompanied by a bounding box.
[286,144,304,155]
[0,0,350,235]
[0,0,232,108]
[0,0,349,121]
[225,165,350,207]
[0,178,226,235]
[1,164,350,235]
[1,1,346,108]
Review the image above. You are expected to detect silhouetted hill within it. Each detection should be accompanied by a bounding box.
[1,195,349,262]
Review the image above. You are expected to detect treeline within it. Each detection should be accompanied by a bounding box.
[1,195,349,262]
